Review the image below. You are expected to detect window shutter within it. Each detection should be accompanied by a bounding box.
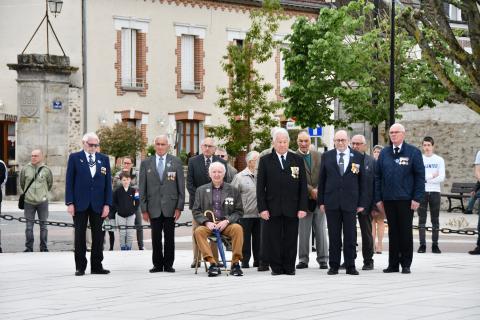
[181,35,195,91]
[131,29,137,86]
[121,28,131,86]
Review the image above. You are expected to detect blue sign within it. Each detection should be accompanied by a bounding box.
[52,100,63,110]
[308,126,322,137]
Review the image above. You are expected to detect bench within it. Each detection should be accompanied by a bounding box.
[441,182,476,212]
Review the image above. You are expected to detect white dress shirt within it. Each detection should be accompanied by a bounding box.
[336,148,350,173]
[84,151,96,178]
[276,151,288,169]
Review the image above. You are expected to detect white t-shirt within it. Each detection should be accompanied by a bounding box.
[475,151,480,165]
[423,154,445,193]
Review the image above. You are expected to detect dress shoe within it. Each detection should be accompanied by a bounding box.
[284,271,295,275]
[346,268,359,275]
[432,245,442,254]
[383,267,399,273]
[190,261,201,268]
[241,262,250,269]
[24,248,33,252]
[217,262,225,268]
[339,262,346,269]
[75,270,85,276]
[208,264,221,277]
[468,246,480,255]
[401,267,411,274]
[375,251,382,254]
[149,266,163,273]
[0,246,2,253]
[271,271,283,276]
[319,262,328,269]
[230,263,243,276]
[327,268,338,275]
[257,265,269,272]
[296,262,308,269]
[91,268,110,275]
[417,244,426,253]
[464,209,473,215]
[163,266,175,273]
[139,246,145,250]
[40,248,49,252]
[362,262,374,271]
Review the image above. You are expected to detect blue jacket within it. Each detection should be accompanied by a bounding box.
[375,142,425,203]
[65,151,113,213]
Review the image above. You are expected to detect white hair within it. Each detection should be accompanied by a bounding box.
[208,161,226,175]
[154,135,169,144]
[272,128,290,143]
[201,137,216,146]
[82,132,99,142]
[246,150,260,162]
[390,123,406,132]
[351,134,366,144]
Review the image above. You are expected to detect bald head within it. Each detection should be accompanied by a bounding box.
[334,130,349,152]
[30,149,43,166]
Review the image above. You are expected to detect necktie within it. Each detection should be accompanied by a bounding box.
[281,155,287,170]
[394,147,400,156]
[88,154,95,167]
[157,157,164,181]
[304,153,311,169]
[339,152,345,175]
[205,157,211,172]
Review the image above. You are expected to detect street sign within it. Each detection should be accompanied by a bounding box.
[308,126,322,137]
[52,100,63,110]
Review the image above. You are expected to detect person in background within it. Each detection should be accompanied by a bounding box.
[417,136,445,254]
[371,145,386,254]
[0,159,7,253]
[468,150,480,255]
[215,148,237,183]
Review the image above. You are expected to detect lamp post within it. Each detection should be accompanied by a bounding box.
[22,0,65,56]
[389,0,395,127]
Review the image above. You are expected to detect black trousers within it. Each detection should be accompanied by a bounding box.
[384,200,414,268]
[418,192,441,246]
[151,215,175,268]
[239,218,261,265]
[259,219,269,267]
[326,208,357,269]
[73,207,104,272]
[264,215,299,273]
[357,212,374,264]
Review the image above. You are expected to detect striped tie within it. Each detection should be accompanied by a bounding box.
[88,154,95,167]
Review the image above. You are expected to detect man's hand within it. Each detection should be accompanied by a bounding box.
[356,207,364,213]
[319,205,325,214]
[376,201,384,212]
[67,204,75,217]
[260,210,270,220]
[205,221,216,230]
[310,188,318,200]
[216,220,229,232]
[142,212,150,222]
[297,210,307,219]
[101,205,109,218]
[174,209,181,221]
[411,200,420,211]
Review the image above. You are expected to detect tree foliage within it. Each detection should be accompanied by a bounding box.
[399,0,480,114]
[282,0,449,129]
[97,123,145,162]
[209,0,285,156]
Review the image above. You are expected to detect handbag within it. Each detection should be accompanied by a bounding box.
[18,167,44,210]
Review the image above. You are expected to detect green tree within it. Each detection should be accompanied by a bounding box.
[398,0,480,114]
[96,123,145,163]
[282,0,449,129]
[209,0,285,156]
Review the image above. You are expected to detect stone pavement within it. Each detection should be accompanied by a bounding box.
[1,249,479,320]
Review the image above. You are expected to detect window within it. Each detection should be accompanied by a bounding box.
[279,47,289,91]
[121,28,140,88]
[449,5,462,21]
[176,120,199,156]
[181,35,195,91]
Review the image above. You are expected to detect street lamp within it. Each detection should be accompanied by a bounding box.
[22,0,66,56]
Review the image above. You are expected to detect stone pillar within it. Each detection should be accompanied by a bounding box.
[8,54,78,201]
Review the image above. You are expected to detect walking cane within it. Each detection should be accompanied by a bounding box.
[204,210,228,269]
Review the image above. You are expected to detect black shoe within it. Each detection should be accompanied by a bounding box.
[285,270,296,275]
[257,265,269,272]
[40,248,49,252]
[75,270,85,276]
[319,262,328,269]
[465,209,473,215]
[417,244,426,253]
[253,261,259,268]
[468,246,480,255]
[217,262,225,268]
[383,267,399,273]
[346,268,359,275]
[327,268,338,275]
[339,262,346,269]
[296,262,308,269]
[149,266,163,273]
[208,264,221,277]
[241,262,250,269]
[91,268,110,275]
[362,262,374,271]
[139,246,145,250]
[0,247,2,253]
[24,248,33,252]
[191,261,201,268]
[402,267,411,274]
[271,270,283,276]
[164,266,175,273]
[432,245,442,254]
[230,263,243,276]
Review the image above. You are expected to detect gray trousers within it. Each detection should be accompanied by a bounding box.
[24,201,49,250]
[418,192,441,246]
[298,208,328,264]
[116,214,136,247]
[134,209,144,248]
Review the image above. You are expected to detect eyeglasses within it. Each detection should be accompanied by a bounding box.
[334,139,348,143]
[123,162,132,165]
[351,142,364,146]
[389,131,401,134]
[87,143,99,147]
[218,154,226,158]
[155,143,167,146]
[203,144,215,148]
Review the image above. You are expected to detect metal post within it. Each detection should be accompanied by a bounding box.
[389,0,395,127]
[46,0,49,55]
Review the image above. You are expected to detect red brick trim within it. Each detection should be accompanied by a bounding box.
[169,110,210,121]
[275,47,282,101]
[175,36,205,99]
[175,36,184,98]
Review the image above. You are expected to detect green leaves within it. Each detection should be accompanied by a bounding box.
[96,123,146,162]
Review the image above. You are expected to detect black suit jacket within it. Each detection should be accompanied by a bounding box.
[317,147,368,212]
[362,153,376,213]
[186,154,228,209]
[257,150,308,217]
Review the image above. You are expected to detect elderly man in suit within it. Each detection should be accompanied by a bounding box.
[140,135,185,273]
[318,130,367,276]
[257,128,308,276]
[187,137,228,268]
[193,161,244,277]
[375,123,425,274]
[66,132,113,276]
[351,134,375,270]
[295,131,328,270]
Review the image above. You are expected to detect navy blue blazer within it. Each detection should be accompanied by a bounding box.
[317,147,368,212]
[65,151,113,214]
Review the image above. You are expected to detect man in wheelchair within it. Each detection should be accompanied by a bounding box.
[192,161,244,277]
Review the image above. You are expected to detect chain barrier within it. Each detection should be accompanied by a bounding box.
[0,214,193,230]
[0,214,476,235]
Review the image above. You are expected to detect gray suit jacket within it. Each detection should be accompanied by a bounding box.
[296,150,321,198]
[139,154,185,219]
[192,182,243,225]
